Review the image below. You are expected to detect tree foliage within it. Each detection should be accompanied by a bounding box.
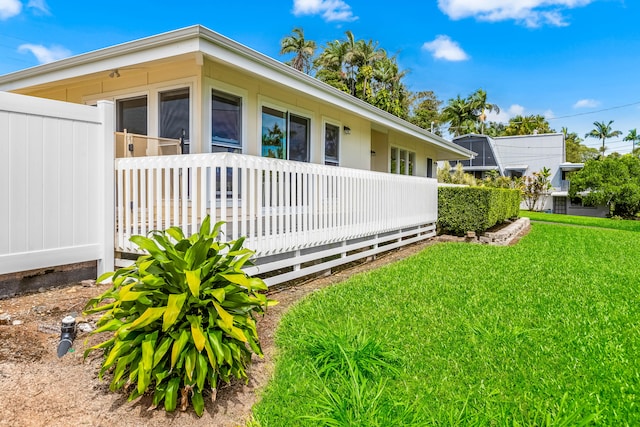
[585,120,622,157]
[280,27,316,74]
[503,115,554,136]
[522,167,552,211]
[563,127,599,163]
[569,155,640,217]
[441,89,499,136]
[408,90,443,134]
[313,30,410,117]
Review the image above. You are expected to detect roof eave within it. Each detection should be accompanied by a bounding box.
[0,25,473,160]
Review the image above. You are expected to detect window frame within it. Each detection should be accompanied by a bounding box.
[323,119,341,166]
[211,89,243,153]
[259,98,313,162]
[390,146,416,176]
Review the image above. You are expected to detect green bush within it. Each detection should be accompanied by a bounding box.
[438,186,520,236]
[83,216,276,416]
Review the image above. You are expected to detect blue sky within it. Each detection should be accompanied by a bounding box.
[2,0,640,154]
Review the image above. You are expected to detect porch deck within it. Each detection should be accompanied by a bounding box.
[116,153,438,285]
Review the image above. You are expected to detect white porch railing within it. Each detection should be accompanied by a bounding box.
[115,153,437,285]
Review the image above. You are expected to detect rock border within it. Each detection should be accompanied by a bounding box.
[466,217,531,246]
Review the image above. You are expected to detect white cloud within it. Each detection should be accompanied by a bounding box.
[422,35,469,61]
[486,104,525,123]
[544,109,555,119]
[0,0,22,20]
[573,98,600,108]
[18,44,71,64]
[292,0,357,22]
[27,0,50,14]
[437,0,594,27]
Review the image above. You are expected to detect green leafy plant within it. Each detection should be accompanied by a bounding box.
[83,216,276,416]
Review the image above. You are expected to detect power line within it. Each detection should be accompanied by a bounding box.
[547,101,640,120]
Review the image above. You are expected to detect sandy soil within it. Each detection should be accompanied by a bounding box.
[0,239,442,427]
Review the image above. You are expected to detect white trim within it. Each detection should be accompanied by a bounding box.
[258,95,314,162]
[206,78,248,154]
[83,77,198,146]
[389,145,417,176]
[322,117,342,166]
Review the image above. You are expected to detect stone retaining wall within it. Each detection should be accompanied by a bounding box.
[468,217,531,246]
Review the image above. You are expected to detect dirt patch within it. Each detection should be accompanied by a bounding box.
[0,237,450,427]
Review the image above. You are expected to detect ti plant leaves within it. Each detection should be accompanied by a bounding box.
[84,216,276,416]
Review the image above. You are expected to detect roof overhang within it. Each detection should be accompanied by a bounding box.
[462,166,499,171]
[0,25,474,162]
[560,162,584,171]
[504,165,528,171]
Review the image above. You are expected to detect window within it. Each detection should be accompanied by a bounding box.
[212,90,242,153]
[117,96,147,135]
[289,114,310,162]
[426,157,433,178]
[324,123,340,166]
[160,88,190,153]
[390,147,415,175]
[261,106,310,162]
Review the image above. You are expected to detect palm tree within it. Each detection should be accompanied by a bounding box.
[623,128,640,154]
[585,120,622,157]
[468,89,499,134]
[442,95,475,136]
[351,39,384,100]
[280,27,316,74]
[468,89,500,120]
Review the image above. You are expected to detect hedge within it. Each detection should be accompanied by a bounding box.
[438,186,521,236]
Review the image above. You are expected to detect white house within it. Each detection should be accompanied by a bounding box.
[449,133,605,216]
[0,25,474,288]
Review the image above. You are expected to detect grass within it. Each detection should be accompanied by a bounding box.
[252,222,640,426]
[520,210,640,232]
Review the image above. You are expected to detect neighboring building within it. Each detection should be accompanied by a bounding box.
[450,133,607,217]
[0,25,472,175]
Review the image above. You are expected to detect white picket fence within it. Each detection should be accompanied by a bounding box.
[0,92,114,276]
[115,153,437,285]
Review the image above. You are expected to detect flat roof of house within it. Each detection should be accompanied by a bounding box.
[0,25,473,161]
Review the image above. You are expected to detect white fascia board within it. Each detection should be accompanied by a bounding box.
[0,26,202,90]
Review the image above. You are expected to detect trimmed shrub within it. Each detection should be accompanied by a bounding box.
[438,186,520,236]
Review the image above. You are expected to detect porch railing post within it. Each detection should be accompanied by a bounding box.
[97,100,115,276]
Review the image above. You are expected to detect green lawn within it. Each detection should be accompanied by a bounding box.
[520,210,640,232]
[252,222,640,426]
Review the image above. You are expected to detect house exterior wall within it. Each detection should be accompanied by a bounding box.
[492,133,565,188]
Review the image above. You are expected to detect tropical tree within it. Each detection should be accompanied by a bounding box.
[314,30,410,118]
[441,95,477,136]
[484,122,507,137]
[468,89,499,134]
[370,55,410,118]
[585,120,622,157]
[313,39,348,92]
[570,154,640,217]
[441,89,500,136]
[504,115,554,136]
[522,167,552,211]
[280,27,316,74]
[408,90,443,134]
[562,127,598,163]
[623,128,640,154]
